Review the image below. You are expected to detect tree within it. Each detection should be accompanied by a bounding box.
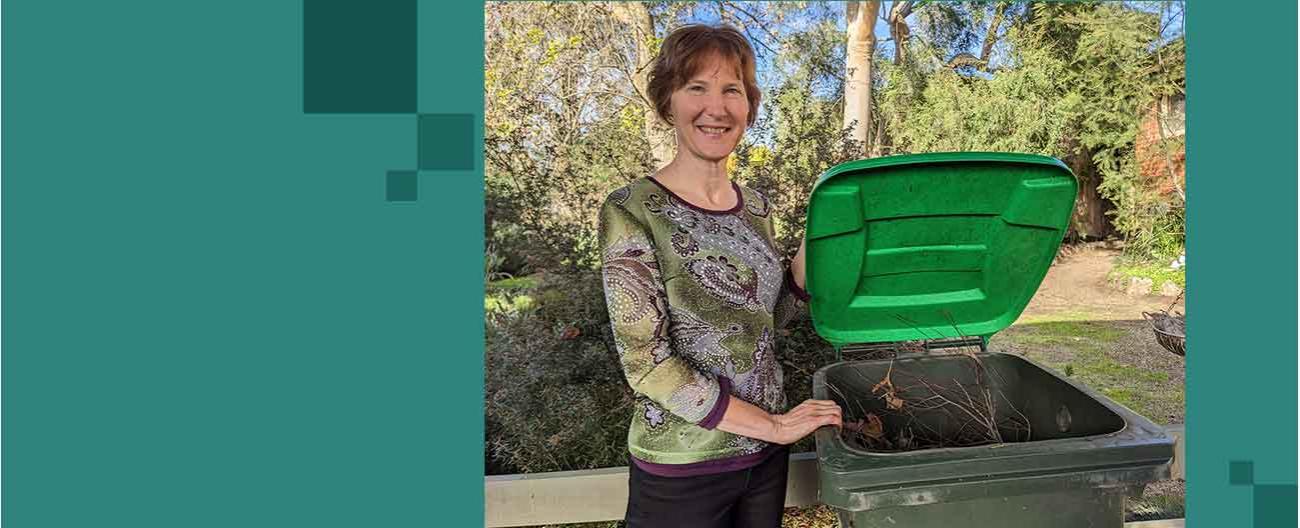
[844,1,881,157]
[612,2,676,169]
[874,2,1184,248]
[485,2,656,271]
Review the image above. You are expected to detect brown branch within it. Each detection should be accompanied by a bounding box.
[1153,3,1187,98]
[946,52,986,70]
[825,380,870,419]
[887,1,914,65]
[978,2,1007,67]
[840,353,1032,451]
[721,1,781,56]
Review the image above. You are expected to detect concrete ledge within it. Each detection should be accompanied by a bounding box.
[484,453,820,527]
[1128,519,1185,528]
[486,426,1185,527]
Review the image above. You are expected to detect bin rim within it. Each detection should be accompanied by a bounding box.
[811,352,1172,460]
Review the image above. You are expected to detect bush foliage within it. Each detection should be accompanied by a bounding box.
[484,1,1185,475]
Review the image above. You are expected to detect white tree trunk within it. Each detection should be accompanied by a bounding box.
[615,2,675,169]
[844,1,879,157]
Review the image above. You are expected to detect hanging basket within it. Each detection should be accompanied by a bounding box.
[1143,311,1185,357]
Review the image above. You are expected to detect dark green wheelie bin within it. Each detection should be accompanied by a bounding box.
[803,153,1175,528]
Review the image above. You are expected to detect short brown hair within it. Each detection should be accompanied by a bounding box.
[647,25,761,127]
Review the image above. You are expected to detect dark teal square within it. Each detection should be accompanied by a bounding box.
[1254,485,1298,527]
[418,113,474,170]
[1230,461,1255,485]
[386,171,418,202]
[303,0,417,113]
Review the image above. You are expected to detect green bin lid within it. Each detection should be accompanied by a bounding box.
[805,152,1077,346]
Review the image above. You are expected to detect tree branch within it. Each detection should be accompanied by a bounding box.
[888,1,915,65]
[721,1,781,56]
[978,2,1007,67]
[946,52,985,69]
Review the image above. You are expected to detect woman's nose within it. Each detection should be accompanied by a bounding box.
[703,93,728,118]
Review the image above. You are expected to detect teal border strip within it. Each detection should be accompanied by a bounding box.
[1188,1,1298,527]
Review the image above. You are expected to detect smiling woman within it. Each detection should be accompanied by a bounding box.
[597,24,842,528]
[647,25,761,170]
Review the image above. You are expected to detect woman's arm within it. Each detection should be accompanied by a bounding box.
[771,220,811,329]
[599,199,731,427]
[715,395,841,445]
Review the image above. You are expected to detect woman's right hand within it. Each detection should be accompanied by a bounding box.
[768,399,842,445]
[716,396,843,445]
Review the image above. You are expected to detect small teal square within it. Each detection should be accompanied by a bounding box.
[418,114,474,170]
[386,171,418,202]
[1229,460,1254,485]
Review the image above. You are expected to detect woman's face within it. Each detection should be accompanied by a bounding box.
[668,53,749,164]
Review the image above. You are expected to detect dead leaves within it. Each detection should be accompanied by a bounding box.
[559,326,581,340]
[884,393,905,410]
[844,413,884,440]
[872,362,906,410]
[862,413,884,439]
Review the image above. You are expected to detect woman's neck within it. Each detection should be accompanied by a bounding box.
[654,155,735,210]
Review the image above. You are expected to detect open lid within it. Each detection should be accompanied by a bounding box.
[805,152,1077,346]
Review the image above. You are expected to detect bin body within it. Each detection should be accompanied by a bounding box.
[803,153,1173,527]
[833,488,1123,528]
[812,353,1174,528]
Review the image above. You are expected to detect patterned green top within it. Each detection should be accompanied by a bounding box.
[598,177,808,471]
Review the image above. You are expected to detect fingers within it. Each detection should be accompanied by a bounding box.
[788,400,842,421]
[767,399,846,444]
[774,403,844,443]
[774,419,840,444]
[789,399,840,415]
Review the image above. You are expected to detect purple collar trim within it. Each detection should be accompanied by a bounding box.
[646,176,745,215]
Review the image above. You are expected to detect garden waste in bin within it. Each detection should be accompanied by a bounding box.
[803,153,1175,528]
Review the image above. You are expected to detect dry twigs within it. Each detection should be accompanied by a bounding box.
[834,340,1032,452]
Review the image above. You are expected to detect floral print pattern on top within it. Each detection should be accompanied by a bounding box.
[601,236,671,363]
[669,305,744,377]
[646,194,783,313]
[598,177,809,468]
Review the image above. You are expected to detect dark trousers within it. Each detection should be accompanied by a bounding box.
[624,448,789,528]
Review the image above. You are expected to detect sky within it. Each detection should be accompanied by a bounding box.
[680,2,1185,98]
[682,1,1185,72]
[673,1,1185,146]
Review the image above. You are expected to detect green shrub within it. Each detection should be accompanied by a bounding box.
[1109,260,1185,294]
[485,270,842,473]
[486,271,633,474]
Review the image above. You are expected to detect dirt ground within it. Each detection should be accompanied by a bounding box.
[996,243,1186,425]
[1025,242,1185,319]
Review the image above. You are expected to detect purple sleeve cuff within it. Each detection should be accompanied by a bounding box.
[697,376,732,430]
[785,267,811,302]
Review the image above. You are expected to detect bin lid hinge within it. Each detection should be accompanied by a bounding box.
[834,336,987,361]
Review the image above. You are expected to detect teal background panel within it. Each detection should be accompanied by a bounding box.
[1187,1,1298,527]
[2,0,485,526]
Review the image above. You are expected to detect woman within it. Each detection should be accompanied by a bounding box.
[598,24,843,528]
